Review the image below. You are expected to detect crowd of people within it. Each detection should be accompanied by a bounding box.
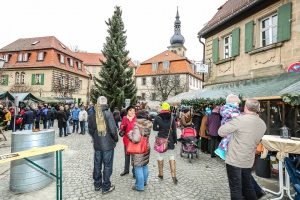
[0,94,268,199]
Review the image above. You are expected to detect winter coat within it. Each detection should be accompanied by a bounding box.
[120,115,137,146]
[153,112,177,150]
[120,109,127,119]
[23,109,34,124]
[64,109,71,119]
[200,115,210,139]
[79,110,88,122]
[192,113,203,136]
[41,108,48,120]
[71,108,80,120]
[128,118,152,167]
[88,104,118,151]
[0,109,7,123]
[220,103,241,125]
[56,110,67,128]
[180,113,192,128]
[35,109,42,121]
[206,112,222,136]
[4,111,11,122]
[112,110,120,122]
[47,108,55,120]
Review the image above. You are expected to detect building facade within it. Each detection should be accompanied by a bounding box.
[135,9,202,109]
[0,36,90,104]
[198,0,298,87]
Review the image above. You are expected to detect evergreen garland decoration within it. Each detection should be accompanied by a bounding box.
[281,94,300,106]
[91,6,137,110]
[181,94,244,107]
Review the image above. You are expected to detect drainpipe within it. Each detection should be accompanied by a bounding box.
[198,35,205,87]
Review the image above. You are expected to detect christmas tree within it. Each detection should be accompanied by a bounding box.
[91,6,137,110]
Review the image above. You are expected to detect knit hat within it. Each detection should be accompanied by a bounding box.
[226,94,241,104]
[212,106,220,113]
[205,107,211,116]
[161,102,170,111]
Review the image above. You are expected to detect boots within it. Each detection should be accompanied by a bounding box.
[158,160,164,179]
[169,160,178,184]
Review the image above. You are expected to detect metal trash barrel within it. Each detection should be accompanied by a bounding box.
[10,129,55,193]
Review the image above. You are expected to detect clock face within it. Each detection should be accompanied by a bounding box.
[287,62,300,72]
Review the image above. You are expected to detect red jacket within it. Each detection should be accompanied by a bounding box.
[120,115,136,146]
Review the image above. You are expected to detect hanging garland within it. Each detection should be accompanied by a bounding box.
[281,94,300,106]
[181,95,244,107]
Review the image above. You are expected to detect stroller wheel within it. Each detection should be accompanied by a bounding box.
[188,153,192,163]
[180,145,183,157]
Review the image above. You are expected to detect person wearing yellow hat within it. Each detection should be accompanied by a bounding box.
[153,102,178,184]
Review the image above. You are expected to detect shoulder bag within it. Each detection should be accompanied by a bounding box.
[154,116,173,153]
[126,127,148,154]
[205,129,210,136]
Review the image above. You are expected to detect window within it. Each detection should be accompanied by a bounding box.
[163,61,170,70]
[93,67,96,73]
[36,74,42,84]
[142,77,146,85]
[193,77,195,86]
[151,93,156,100]
[141,93,145,100]
[79,80,82,89]
[60,55,65,63]
[0,75,5,85]
[224,35,232,59]
[152,77,156,85]
[4,54,9,62]
[18,53,22,61]
[78,62,82,70]
[70,58,73,67]
[260,14,277,47]
[60,76,65,86]
[175,75,180,85]
[196,79,198,88]
[190,76,192,85]
[21,72,25,84]
[15,72,20,84]
[152,62,158,71]
[70,78,74,88]
[37,52,44,61]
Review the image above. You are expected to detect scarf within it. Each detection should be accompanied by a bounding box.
[95,104,106,136]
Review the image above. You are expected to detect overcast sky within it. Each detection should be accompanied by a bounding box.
[0,0,225,63]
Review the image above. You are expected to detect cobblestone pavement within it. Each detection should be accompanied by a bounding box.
[0,123,292,199]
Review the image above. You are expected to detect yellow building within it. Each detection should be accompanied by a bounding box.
[0,36,90,104]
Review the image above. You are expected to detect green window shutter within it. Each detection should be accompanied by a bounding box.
[74,98,76,104]
[31,74,35,85]
[245,21,254,53]
[212,38,219,63]
[277,2,292,42]
[41,74,44,85]
[231,27,240,56]
[5,75,8,86]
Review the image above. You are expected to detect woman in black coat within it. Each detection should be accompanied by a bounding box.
[152,102,178,184]
[56,106,68,137]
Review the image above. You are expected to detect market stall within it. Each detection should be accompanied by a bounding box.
[0,91,15,107]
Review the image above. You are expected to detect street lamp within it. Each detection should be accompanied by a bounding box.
[38,88,43,97]
[0,58,5,68]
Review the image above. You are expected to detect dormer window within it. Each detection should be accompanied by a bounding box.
[18,53,29,62]
[163,61,170,70]
[3,54,9,62]
[37,52,44,61]
[152,62,158,71]
[70,59,73,67]
[78,62,82,70]
[31,41,39,45]
[60,55,65,64]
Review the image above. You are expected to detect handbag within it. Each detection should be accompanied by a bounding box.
[255,142,264,154]
[16,118,23,125]
[126,127,148,154]
[154,116,173,153]
[205,129,210,136]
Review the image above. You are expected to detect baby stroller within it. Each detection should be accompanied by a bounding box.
[178,127,199,163]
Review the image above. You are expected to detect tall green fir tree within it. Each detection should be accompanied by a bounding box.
[91,6,137,110]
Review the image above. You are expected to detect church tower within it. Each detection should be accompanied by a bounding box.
[168,7,186,57]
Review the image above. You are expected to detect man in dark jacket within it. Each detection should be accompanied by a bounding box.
[23,107,34,130]
[47,106,55,128]
[88,96,118,195]
[64,105,71,134]
[41,105,48,129]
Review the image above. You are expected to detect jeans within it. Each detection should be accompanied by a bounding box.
[72,119,79,133]
[43,120,47,129]
[226,164,257,200]
[80,121,85,134]
[134,165,149,191]
[59,127,67,136]
[47,120,51,129]
[115,121,119,129]
[251,175,262,193]
[66,120,70,134]
[85,119,89,134]
[94,149,114,192]
[24,123,33,130]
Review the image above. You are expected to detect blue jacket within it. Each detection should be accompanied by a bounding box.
[23,110,34,124]
[36,109,41,121]
[41,108,48,120]
[72,108,80,120]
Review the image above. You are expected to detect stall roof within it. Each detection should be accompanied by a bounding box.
[38,97,60,103]
[166,72,300,104]
[11,93,40,103]
[54,98,74,103]
[0,91,15,101]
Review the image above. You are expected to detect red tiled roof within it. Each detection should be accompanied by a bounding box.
[75,52,136,68]
[135,50,202,80]
[141,50,186,64]
[198,0,260,36]
[0,36,89,77]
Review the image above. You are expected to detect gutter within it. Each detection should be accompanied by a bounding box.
[198,0,263,36]
[198,35,205,85]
